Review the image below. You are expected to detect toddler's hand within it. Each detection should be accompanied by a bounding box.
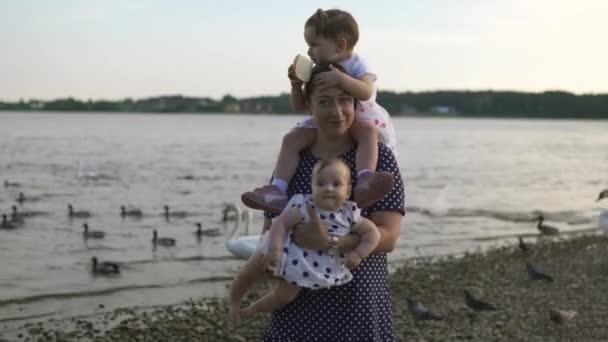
[288,63,304,87]
[345,251,363,270]
[312,64,343,91]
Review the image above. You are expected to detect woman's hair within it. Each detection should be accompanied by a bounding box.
[305,9,359,51]
[312,158,351,184]
[303,63,359,110]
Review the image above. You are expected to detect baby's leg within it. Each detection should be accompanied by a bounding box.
[350,120,395,208]
[350,121,379,173]
[229,252,266,321]
[241,128,316,214]
[241,280,301,319]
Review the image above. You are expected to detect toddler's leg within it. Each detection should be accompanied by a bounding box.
[350,121,395,208]
[229,252,266,322]
[241,280,301,319]
[241,128,316,214]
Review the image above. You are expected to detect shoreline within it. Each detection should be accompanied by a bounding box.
[2,233,607,341]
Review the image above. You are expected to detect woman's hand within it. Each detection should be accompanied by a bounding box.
[291,205,331,250]
[345,251,363,270]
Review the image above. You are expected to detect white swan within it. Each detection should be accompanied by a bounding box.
[224,203,259,259]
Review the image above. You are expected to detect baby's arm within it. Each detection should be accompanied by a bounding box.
[345,217,381,269]
[288,63,307,111]
[339,72,375,102]
[264,206,303,269]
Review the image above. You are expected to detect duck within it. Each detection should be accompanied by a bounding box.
[194,222,222,238]
[83,223,105,239]
[596,189,608,202]
[9,206,25,226]
[4,180,21,188]
[152,230,176,247]
[91,257,120,275]
[1,214,16,229]
[68,204,92,218]
[536,214,559,235]
[163,205,189,219]
[11,205,47,218]
[121,205,143,218]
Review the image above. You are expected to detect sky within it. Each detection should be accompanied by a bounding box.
[1,0,607,101]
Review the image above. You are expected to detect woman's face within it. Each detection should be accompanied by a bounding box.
[308,85,355,137]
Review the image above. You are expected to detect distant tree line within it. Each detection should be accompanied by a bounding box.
[1,91,607,119]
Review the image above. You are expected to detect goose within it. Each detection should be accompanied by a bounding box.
[536,215,559,235]
[68,204,92,218]
[11,205,47,218]
[121,205,143,218]
[91,257,120,275]
[224,203,259,259]
[596,189,608,202]
[517,236,531,253]
[194,222,221,238]
[83,223,105,239]
[163,205,189,219]
[9,206,25,226]
[152,230,176,247]
[1,214,16,229]
[4,180,21,188]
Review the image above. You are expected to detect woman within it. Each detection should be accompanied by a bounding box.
[259,63,405,341]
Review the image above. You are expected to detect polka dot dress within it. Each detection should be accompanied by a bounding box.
[258,194,361,289]
[261,143,405,342]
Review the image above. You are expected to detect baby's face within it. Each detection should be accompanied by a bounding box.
[312,163,351,211]
[304,26,341,64]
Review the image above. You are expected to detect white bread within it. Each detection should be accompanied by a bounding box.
[294,54,314,82]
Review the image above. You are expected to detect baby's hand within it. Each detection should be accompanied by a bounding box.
[263,249,282,273]
[345,251,363,270]
[312,64,343,90]
[288,63,304,87]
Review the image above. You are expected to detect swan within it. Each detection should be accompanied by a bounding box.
[152,230,176,247]
[83,223,105,239]
[599,212,608,235]
[91,257,120,275]
[224,203,259,259]
[121,205,143,218]
[68,204,92,218]
[536,215,559,235]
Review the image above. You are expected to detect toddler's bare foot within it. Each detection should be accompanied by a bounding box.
[229,303,242,323]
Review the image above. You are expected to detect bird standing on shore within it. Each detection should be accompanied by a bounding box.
[518,236,531,253]
[407,299,443,320]
[549,309,577,324]
[536,215,559,235]
[526,262,554,282]
[596,189,608,202]
[464,290,497,311]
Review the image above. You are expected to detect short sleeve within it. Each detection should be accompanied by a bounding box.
[343,200,362,225]
[362,143,405,216]
[341,54,377,81]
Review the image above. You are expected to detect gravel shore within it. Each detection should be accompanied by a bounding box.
[5,233,607,341]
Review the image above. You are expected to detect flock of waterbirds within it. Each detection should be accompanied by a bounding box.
[406,188,607,328]
[1,180,247,276]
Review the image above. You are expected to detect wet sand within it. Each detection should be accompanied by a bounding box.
[3,233,607,341]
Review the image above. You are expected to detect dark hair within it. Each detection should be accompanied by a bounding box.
[312,158,351,184]
[305,9,359,51]
[303,63,359,109]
